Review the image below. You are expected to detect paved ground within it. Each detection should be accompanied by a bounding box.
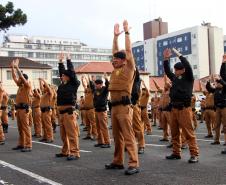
[0,117,225,185]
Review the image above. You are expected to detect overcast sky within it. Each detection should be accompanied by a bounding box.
[1,0,226,48]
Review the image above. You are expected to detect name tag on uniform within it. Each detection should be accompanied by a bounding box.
[96,92,100,96]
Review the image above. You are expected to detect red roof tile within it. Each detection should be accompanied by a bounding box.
[75,61,149,74]
[149,76,204,92]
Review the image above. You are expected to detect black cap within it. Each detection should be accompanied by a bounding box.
[174,62,184,70]
[95,79,103,84]
[113,51,126,60]
[22,73,28,80]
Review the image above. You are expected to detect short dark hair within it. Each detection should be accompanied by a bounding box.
[22,73,28,80]
[95,79,103,84]
[174,62,184,70]
[113,51,126,60]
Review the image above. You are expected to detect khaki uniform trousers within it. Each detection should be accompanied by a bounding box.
[11,109,16,120]
[1,109,8,125]
[214,108,226,142]
[95,111,110,145]
[141,108,152,133]
[170,107,199,156]
[161,111,171,140]
[84,109,97,138]
[192,110,198,129]
[0,111,5,142]
[41,110,53,141]
[204,109,216,136]
[59,112,80,157]
[132,105,145,148]
[33,108,42,136]
[81,110,86,125]
[16,109,32,148]
[111,104,139,168]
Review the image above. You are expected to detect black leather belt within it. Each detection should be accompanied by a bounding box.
[40,106,52,113]
[139,106,147,110]
[59,107,75,115]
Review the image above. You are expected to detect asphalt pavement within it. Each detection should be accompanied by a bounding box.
[0,117,225,185]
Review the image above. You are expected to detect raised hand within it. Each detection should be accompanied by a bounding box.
[66,53,71,60]
[58,53,64,62]
[114,23,123,37]
[172,48,182,57]
[14,58,20,68]
[163,48,172,60]
[123,20,129,32]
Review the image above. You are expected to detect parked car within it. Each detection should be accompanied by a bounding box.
[147,104,152,119]
[195,101,202,120]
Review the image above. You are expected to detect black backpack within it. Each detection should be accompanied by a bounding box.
[131,67,141,105]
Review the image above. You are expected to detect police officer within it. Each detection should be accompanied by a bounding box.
[90,74,111,148]
[56,53,80,161]
[206,54,226,146]
[0,83,5,145]
[39,78,54,143]
[140,80,152,135]
[32,89,42,138]
[163,48,199,163]
[82,75,97,140]
[11,59,32,152]
[105,20,139,175]
[1,86,9,133]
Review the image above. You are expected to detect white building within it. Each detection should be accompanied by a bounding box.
[133,25,224,79]
[0,34,112,85]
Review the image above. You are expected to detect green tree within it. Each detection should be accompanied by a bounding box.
[0,1,27,32]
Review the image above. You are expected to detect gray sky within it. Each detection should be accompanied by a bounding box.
[1,0,226,48]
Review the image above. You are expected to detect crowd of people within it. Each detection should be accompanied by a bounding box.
[0,20,225,175]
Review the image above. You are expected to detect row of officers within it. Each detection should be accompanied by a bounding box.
[0,21,225,176]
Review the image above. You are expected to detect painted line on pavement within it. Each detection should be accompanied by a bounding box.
[146,134,224,143]
[0,160,62,185]
[145,144,167,147]
[32,141,92,153]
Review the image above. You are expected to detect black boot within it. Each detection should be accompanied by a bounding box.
[3,124,8,133]
[52,123,57,133]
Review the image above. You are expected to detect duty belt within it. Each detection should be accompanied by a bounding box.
[0,106,7,110]
[15,103,30,113]
[111,96,131,107]
[205,106,215,111]
[40,106,52,113]
[95,107,107,112]
[139,106,147,110]
[59,107,75,115]
[171,102,190,110]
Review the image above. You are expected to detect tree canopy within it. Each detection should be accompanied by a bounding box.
[0,1,27,32]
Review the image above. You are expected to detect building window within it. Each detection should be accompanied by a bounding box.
[193,65,197,69]
[185,46,188,51]
[6,70,12,80]
[32,71,48,80]
[163,41,168,46]
[177,37,182,43]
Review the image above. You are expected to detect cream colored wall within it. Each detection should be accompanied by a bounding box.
[0,68,52,95]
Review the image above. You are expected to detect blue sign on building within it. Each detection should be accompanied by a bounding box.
[157,32,192,76]
[132,45,145,71]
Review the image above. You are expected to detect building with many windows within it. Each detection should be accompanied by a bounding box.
[0,35,112,84]
[133,24,224,79]
[132,41,145,71]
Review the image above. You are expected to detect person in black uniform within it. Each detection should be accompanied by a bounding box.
[90,74,111,148]
[55,53,80,161]
[163,48,199,163]
[206,54,226,153]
